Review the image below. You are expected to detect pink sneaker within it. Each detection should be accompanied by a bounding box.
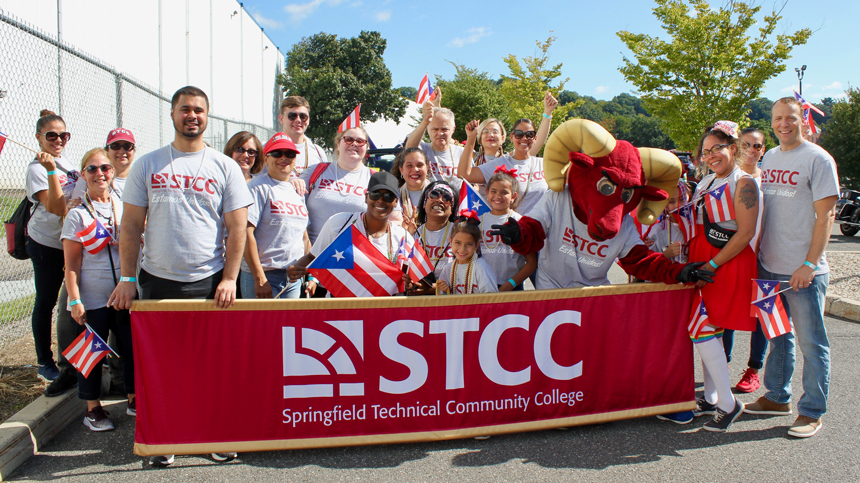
[735,368,760,393]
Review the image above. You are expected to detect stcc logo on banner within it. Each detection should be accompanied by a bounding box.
[282,310,584,399]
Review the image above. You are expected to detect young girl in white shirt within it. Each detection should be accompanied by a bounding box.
[436,212,498,295]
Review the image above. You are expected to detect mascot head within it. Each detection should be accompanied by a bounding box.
[543,119,682,242]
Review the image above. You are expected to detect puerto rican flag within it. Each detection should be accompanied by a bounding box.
[750,279,779,316]
[458,182,491,216]
[337,104,361,133]
[705,183,735,224]
[673,202,696,242]
[62,325,112,378]
[752,293,792,339]
[76,218,111,254]
[416,73,435,105]
[407,239,434,282]
[687,292,718,340]
[308,226,404,297]
[0,131,7,156]
[794,91,825,134]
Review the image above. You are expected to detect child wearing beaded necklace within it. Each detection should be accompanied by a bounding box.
[436,212,498,295]
[481,167,538,291]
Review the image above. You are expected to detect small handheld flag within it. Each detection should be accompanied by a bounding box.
[76,218,111,254]
[407,239,433,282]
[337,104,361,133]
[0,132,7,156]
[62,324,115,378]
[752,292,792,339]
[750,279,779,316]
[687,293,712,340]
[705,183,735,224]
[307,225,404,297]
[396,237,409,267]
[417,73,435,105]
[673,202,696,242]
[458,182,490,216]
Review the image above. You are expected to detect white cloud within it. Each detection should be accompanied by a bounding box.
[594,86,609,95]
[824,81,843,90]
[447,27,491,48]
[284,0,325,21]
[250,11,283,30]
[375,10,391,21]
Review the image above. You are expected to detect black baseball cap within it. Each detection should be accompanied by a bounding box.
[367,171,400,199]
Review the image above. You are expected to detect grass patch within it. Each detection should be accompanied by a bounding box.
[0,293,35,326]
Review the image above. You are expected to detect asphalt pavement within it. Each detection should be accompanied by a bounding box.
[829,223,860,251]
[8,315,860,482]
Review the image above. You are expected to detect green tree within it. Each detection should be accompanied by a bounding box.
[746,97,773,121]
[398,86,418,100]
[617,0,811,150]
[277,31,407,148]
[821,87,860,190]
[434,63,510,143]
[615,115,676,150]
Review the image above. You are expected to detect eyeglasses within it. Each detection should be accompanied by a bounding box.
[512,130,537,140]
[84,164,114,174]
[234,146,258,157]
[428,189,453,203]
[108,142,135,152]
[38,131,71,143]
[482,129,501,136]
[741,141,763,150]
[368,191,397,203]
[267,150,296,159]
[286,112,309,122]
[701,143,731,158]
[342,136,367,146]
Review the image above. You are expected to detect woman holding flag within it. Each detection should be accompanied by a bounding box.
[61,148,135,432]
[684,121,759,432]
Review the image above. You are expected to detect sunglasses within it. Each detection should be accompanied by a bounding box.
[701,143,731,158]
[287,112,309,122]
[234,146,258,157]
[84,164,114,174]
[39,131,71,143]
[741,141,763,150]
[342,136,367,146]
[108,142,135,152]
[368,191,397,203]
[428,190,454,203]
[267,150,296,159]
[512,130,537,140]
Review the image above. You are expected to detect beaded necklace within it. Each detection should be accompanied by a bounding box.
[168,145,206,192]
[480,212,509,250]
[422,221,450,264]
[444,255,475,295]
[85,193,118,243]
[362,213,393,262]
[431,144,456,182]
[401,182,428,221]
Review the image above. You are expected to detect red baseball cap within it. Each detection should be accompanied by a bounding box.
[264,132,300,156]
[106,128,135,145]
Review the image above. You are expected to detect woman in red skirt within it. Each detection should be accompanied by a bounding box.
[687,121,759,432]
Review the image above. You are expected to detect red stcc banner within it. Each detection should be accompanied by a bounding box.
[132,284,695,456]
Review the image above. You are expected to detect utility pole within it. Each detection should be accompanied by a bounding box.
[795,65,807,95]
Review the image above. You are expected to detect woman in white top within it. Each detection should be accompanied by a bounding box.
[25,110,82,382]
[61,148,134,432]
[224,131,264,182]
[300,127,373,244]
[391,147,430,235]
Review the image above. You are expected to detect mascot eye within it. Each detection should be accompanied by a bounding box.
[620,188,635,203]
[596,177,616,196]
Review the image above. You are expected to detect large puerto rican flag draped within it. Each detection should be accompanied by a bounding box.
[76,218,111,254]
[337,105,361,133]
[458,182,491,216]
[750,279,792,339]
[62,325,112,378]
[307,225,404,297]
[416,73,435,105]
[705,183,735,224]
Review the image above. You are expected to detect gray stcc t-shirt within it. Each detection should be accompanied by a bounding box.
[122,145,253,282]
[242,174,309,272]
[25,154,80,249]
[759,142,839,276]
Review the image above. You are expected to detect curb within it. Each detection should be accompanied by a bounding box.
[825,295,860,323]
[0,390,84,481]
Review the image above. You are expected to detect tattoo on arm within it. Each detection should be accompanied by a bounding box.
[739,183,758,210]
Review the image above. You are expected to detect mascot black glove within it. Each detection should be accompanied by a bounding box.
[489,219,521,246]
[676,262,715,284]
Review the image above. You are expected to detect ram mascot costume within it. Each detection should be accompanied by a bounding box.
[491,119,714,288]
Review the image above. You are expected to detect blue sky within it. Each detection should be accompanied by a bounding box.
[243,0,857,104]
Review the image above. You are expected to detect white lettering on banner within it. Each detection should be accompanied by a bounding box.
[282,322,365,399]
[478,314,531,386]
[534,389,584,407]
[378,320,428,394]
[428,318,480,390]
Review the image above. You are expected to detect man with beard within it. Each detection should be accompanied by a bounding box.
[109,86,252,466]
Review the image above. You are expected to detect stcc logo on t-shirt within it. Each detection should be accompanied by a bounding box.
[453,282,479,294]
[761,169,800,186]
[270,200,308,217]
[514,169,545,183]
[561,227,609,258]
[317,179,367,197]
[151,173,218,195]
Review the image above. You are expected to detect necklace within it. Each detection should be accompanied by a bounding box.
[510,153,536,202]
[85,193,118,242]
[362,213,393,262]
[447,255,475,294]
[300,140,309,170]
[480,212,508,250]
[431,144,456,182]
[422,221,450,264]
[168,145,207,192]
[401,182,428,221]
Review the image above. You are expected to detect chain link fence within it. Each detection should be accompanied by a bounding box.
[0,9,277,355]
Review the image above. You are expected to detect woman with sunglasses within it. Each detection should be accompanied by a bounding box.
[71,129,138,202]
[278,96,326,183]
[300,127,373,245]
[61,148,135,431]
[458,118,550,216]
[416,181,460,281]
[683,121,759,432]
[241,134,311,299]
[224,131,265,182]
[25,110,82,382]
[288,171,413,296]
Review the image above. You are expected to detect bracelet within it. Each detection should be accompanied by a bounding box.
[119,276,136,283]
[46,170,58,176]
[803,261,817,271]
[542,113,552,119]
[69,299,82,306]
[306,275,317,283]
[708,260,719,270]
[507,278,517,288]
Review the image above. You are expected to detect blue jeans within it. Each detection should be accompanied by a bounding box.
[758,262,830,419]
[721,322,769,369]
[239,270,300,299]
